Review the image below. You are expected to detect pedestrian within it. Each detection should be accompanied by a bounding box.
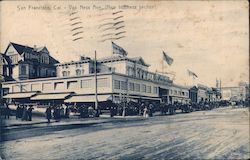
[19,105,24,119]
[65,106,70,118]
[88,106,94,118]
[16,104,20,120]
[148,104,153,117]
[45,106,52,123]
[143,106,149,118]
[54,107,61,122]
[4,103,10,119]
[21,106,28,121]
[60,107,64,118]
[27,105,34,121]
[140,103,145,116]
[79,106,84,118]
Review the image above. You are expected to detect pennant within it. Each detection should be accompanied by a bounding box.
[163,51,173,65]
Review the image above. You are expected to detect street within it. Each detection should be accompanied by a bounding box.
[0,107,249,160]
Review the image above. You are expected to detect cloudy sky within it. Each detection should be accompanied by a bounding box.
[0,0,249,87]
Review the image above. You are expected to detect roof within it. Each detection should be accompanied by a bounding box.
[98,55,150,67]
[1,53,11,64]
[55,59,91,66]
[4,42,59,63]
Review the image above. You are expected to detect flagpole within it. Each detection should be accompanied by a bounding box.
[162,55,164,75]
[94,50,99,117]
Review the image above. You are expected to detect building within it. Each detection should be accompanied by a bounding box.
[168,84,190,104]
[221,82,249,101]
[2,54,174,110]
[2,42,59,81]
[189,84,220,103]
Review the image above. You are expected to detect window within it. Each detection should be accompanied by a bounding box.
[76,69,81,76]
[146,86,151,93]
[67,81,78,90]
[62,71,67,77]
[121,81,127,90]
[31,84,41,91]
[141,84,146,93]
[42,83,53,91]
[12,85,20,92]
[81,79,92,88]
[174,90,177,95]
[129,82,134,91]
[135,83,140,92]
[20,85,27,92]
[114,80,120,89]
[97,78,109,87]
[153,87,158,94]
[20,65,27,75]
[54,82,64,90]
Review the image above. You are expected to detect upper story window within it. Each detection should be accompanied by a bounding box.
[174,90,177,95]
[121,81,127,90]
[62,71,69,77]
[20,65,27,75]
[146,86,151,93]
[76,69,81,76]
[141,84,146,93]
[135,83,140,92]
[129,82,134,91]
[114,80,120,89]
[153,87,158,94]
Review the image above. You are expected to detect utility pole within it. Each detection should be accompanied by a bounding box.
[94,51,99,117]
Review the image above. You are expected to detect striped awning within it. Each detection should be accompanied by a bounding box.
[31,93,72,100]
[3,92,37,99]
[65,95,112,103]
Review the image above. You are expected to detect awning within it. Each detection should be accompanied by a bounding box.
[65,95,112,103]
[3,92,37,99]
[127,95,161,101]
[113,95,161,101]
[31,93,71,100]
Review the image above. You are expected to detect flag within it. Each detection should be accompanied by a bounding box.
[163,51,173,65]
[112,41,127,56]
[187,69,198,78]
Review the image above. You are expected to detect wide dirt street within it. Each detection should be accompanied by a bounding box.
[0,107,249,160]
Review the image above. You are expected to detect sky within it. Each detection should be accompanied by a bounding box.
[0,0,249,87]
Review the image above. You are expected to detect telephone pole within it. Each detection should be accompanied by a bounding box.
[94,51,99,117]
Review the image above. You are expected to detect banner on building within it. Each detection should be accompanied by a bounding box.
[112,41,128,56]
[163,51,173,65]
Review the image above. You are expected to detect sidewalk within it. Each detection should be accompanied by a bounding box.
[1,114,146,128]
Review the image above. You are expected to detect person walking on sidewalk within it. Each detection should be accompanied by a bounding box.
[16,104,21,120]
[143,106,149,118]
[45,106,52,123]
[65,106,70,118]
[27,105,34,121]
[4,103,10,119]
[21,106,28,121]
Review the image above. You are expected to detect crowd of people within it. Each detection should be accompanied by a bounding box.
[0,103,34,121]
[1,99,249,123]
[45,106,70,123]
